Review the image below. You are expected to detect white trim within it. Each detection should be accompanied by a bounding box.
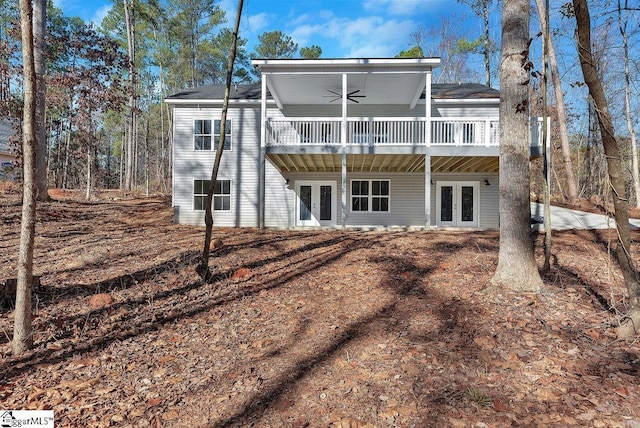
[192,179,233,212]
[349,179,391,214]
[432,98,500,104]
[164,98,265,105]
[252,58,442,68]
[295,180,338,227]
[435,181,479,227]
[266,78,283,109]
[192,118,233,151]
[410,74,426,110]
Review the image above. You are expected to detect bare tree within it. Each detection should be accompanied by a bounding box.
[33,0,48,201]
[123,0,137,192]
[574,0,640,337]
[14,0,37,355]
[538,0,552,271]
[490,0,543,292]
[199,0,243,279]
[534,0,578,203]
[617,0,640,208]
[459,0,493,86]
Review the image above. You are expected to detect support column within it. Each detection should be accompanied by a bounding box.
[341,73,348,228]
[425,70,433,227]
[425,152,431,228]
[259,75,267,228]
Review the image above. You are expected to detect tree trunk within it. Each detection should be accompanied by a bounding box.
[490,0,543,292]
[482,0,491,87]
[14,0,37,355]
[85,146,92,200]
[33,0,48,201]
[123,0,136,192]
[539,0,551,272]
[617,1,640,208]
[62,118,71,189]
[574,0,640,337]
[199,0,244,280]
[534,0,578,203]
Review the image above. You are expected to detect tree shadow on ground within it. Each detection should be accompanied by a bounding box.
[0,233,369,386]
[206,234,494,427]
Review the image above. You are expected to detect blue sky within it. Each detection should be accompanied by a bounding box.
[52,0,488,58]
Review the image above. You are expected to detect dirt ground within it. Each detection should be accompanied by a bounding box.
[1,185,639,427]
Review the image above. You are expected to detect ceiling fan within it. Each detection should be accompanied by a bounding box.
[323,89,366,103]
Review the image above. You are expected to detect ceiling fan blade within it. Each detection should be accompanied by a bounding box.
[347,89,365,101]
[324,89,365,103]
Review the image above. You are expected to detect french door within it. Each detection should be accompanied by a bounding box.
[295,181,337,227]
[436,181,479,227]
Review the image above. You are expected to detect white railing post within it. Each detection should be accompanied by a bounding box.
[485,118,491,147]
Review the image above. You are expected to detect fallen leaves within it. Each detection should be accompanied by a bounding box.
[0,196,639,426]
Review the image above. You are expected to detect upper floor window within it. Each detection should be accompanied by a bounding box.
[194,119,232,151]
[351,180,390,212]
[215,119,232,150]
[194,120,212,150]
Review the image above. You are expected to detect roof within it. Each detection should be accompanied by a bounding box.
[166,84,263,101]
[431,83,499,99]
[166,82,498,102]
[166,57,501,107]
[251,57,442,71]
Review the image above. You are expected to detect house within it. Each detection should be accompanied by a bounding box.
[1,410,14,426]
[166,58,544,229]
[0,118,18,181]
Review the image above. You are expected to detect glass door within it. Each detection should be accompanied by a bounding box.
[296,181,337,227]
[436,181,479,227]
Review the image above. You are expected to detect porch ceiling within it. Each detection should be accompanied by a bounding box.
[267,154,499,174]
[254,58,441,108]
[431,156,499,173]
[266,73,427,107]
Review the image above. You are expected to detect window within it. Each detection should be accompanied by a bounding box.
[194,119,232,150]
[194,120,212,150]
[351,180,390,212]
[194,180,231,211]
[214,119,232,150]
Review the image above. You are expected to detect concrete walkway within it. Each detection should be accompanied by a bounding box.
[531,202,640,231]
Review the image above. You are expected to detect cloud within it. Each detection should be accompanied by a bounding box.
[363,0,431,15]
[244,12,271,34]
[290,14,416,57]
[90,4,111,26]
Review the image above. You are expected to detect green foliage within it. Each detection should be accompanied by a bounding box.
[467,385,491,407]
[395,45,424,58]
[253,30,298,59]
[300,45,322,59]
[200,27,251,84]
[454,37,484,55]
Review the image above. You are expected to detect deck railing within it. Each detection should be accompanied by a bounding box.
[266,117,543,148]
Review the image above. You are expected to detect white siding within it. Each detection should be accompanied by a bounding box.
[345,173,425,227]
[264,161,297,228]
[172,105,262,227]
[171,104,501,229]
[432,102,498,118]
